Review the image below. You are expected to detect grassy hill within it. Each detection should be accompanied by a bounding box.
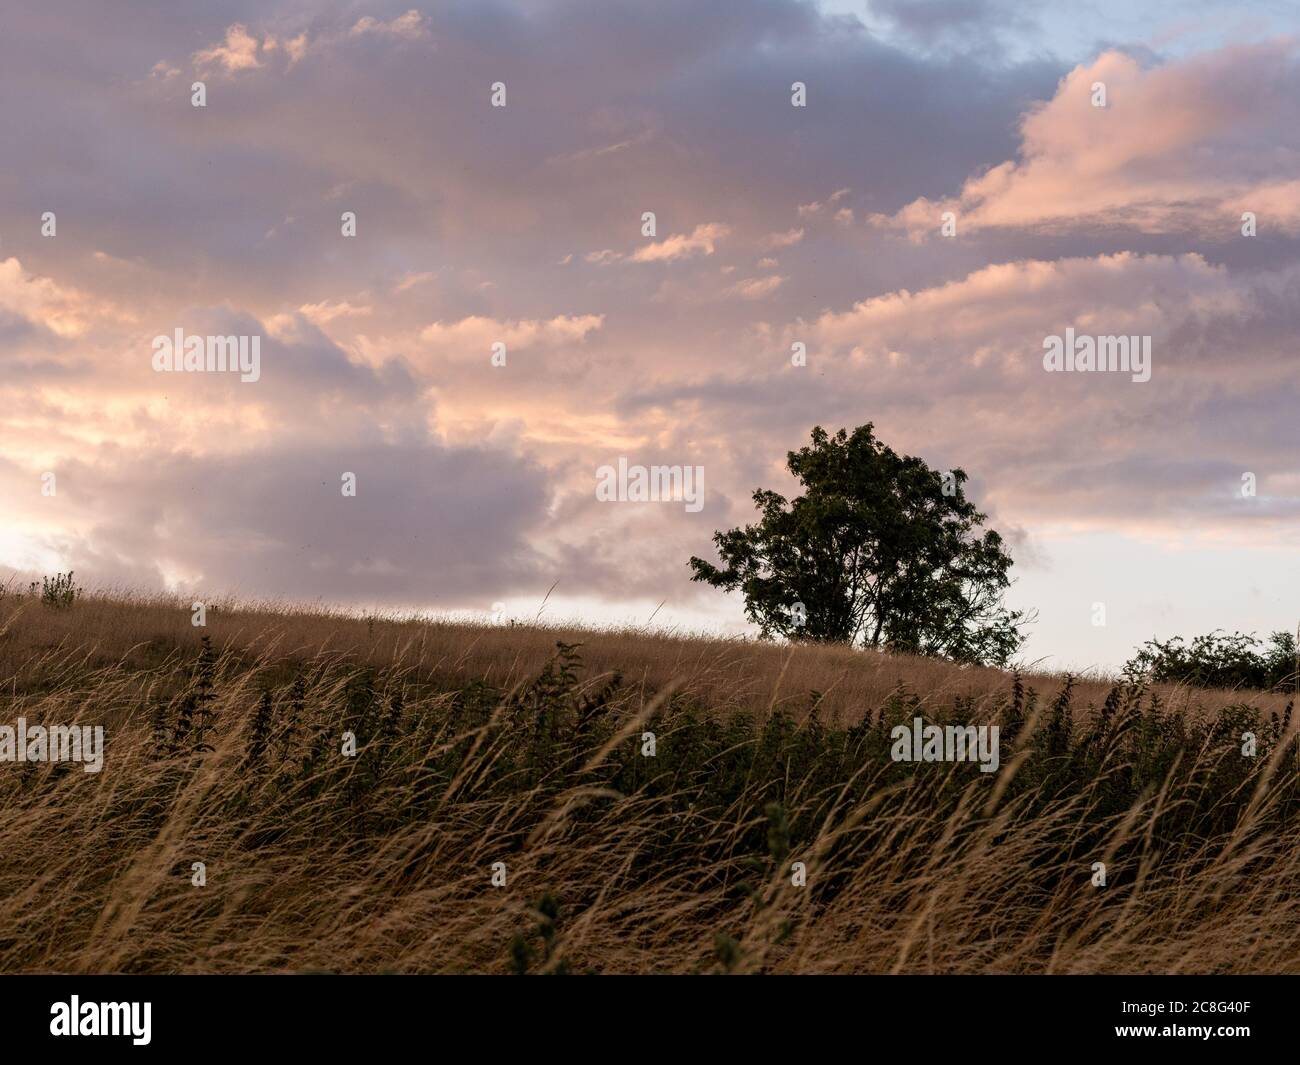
[0,588,1297,973]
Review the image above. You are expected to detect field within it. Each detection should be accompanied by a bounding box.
[1,588,1297,974]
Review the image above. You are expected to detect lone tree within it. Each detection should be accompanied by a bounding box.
[689,424,1028,667]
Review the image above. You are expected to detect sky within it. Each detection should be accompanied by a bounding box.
[2,0,1299,671]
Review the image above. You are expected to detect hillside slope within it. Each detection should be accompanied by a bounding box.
[0,591,1296,974]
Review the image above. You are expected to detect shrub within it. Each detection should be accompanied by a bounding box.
[40,571,81,609]
[1124,629,1297,692]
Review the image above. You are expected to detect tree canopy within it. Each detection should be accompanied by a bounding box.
[689,424,1028,667]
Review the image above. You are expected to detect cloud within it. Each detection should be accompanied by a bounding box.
[797,189,851,218]
[0,257,116,339]
[193,24,264,75]
[349,10,430,40]
[394,271,436,292]
[418,314,604,356]
[810,251,1249,387]
[803,251,1298,526]
[729,275,785,300]
[876,42,1300,238]
[630,223,731,263]
[870,0,1035,55]
[272,32,309,66]
[192,12,429,79]
[298,300,373,325]
[763,227,804,248]
[38,440,557,605]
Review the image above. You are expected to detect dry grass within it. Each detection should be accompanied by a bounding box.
[3,586,1289,726]
[0,588,1297,974]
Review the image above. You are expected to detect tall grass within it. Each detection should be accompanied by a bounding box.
[0,591,1296,974]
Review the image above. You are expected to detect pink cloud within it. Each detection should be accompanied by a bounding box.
[193,24,264,75]
[876,42,1300,238]
[630,223,731,263]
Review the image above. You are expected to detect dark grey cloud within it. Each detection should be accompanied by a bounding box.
[53,439,557,605]
[0,0,1063,313]
[870,0,1037,56]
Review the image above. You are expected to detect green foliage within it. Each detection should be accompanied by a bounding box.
[689,424,1028,666]
[1124,630,1298,692]
[149,698,170,755]
[40,571,82,609]
[713,932,742,973]
[245,691,274,768]
[764,801,790,865]
[280,674,306,763]
[192,635,218,752]
[510,892,568,975]
[151,642,1295,880]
